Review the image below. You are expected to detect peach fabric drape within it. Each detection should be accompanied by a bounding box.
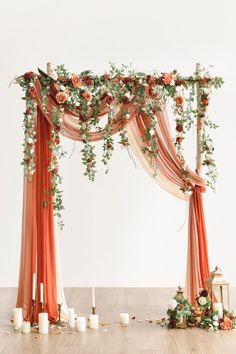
[126,113,210,303]
[17,77,210,320]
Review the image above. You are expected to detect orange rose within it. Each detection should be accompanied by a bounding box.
[175,95,184,106]
[102,73,110,81]
[71,74,81,88]
[162,73,173,85]
[56,92,68,104]
[81,91,92,101]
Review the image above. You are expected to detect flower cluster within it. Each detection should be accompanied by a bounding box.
[167,293,195,329]
[195,289,236,331]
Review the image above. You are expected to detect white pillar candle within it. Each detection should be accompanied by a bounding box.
[21,321,31,334]
[89,314,99,329]
[92,284,95,308]
[32,273,36,300]
[68,308,75,328]
[213,302,223,318]
[13,308,23,328]
[40,283,44,303]
[39,313,48,334]
[76,316,86,332]
[120,313,129,326]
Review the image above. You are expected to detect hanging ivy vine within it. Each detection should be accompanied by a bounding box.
[16,64,223,228]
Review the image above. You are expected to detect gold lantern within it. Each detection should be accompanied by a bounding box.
[174,287,187,329]
[205,266,230,311]
[174,286,185,302]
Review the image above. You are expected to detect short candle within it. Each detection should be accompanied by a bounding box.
[89,314,99,329]
[76,316,86,332]
[120,313,129,326]
[13,308,23,329]
[39,312,48,334]
[21,321,31,334]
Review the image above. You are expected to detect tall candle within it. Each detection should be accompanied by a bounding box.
[40,283,44,303]
[213,302,223,318]
[68,308,75,328]
[39,313,48,334]
[57,285,62,305]
[76,316,86,332]
[92,284,95,308]
[21,321,31,334]
[120,313,129,326]
[89,314,99,329]
[32,273,36,300]
[13,308,23,328]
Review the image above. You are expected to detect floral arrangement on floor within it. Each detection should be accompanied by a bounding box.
[195,289,236,331]
[15,64,223,228]
[167,287,195,329]
[167,287,236,331]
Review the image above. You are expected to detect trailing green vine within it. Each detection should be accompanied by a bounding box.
[16,64,223,229]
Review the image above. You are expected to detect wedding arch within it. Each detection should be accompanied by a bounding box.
[15,62,223,321]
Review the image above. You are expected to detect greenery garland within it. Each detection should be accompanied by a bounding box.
[16,64,223,228]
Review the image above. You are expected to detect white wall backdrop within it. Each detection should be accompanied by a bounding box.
[0,0,235,287]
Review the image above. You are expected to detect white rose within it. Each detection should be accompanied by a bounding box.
[125,114,130,119]
[149,128,155,136]
[30,148,34,154]
[27,137,33,144]
[213,315,218,321]
[60,85,66,91]
[213,321,219,327]
[168,299,177,311]
[124,92,130,98]
[198,296,207,306]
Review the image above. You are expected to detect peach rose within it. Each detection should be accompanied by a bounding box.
[56,92,68,104]
[162,73,173,85]
[175,95,184,106]
[71,74,81,88]
[81,91,92,101]
[220,316,232,330]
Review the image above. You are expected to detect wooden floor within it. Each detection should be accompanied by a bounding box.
[1,288,236,354]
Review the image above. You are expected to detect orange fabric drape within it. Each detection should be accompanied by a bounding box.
[17,77,210,320]
[16,108,58,322]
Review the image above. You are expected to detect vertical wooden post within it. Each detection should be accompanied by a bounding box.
[196,62,202,176]
[47,62,52,76]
